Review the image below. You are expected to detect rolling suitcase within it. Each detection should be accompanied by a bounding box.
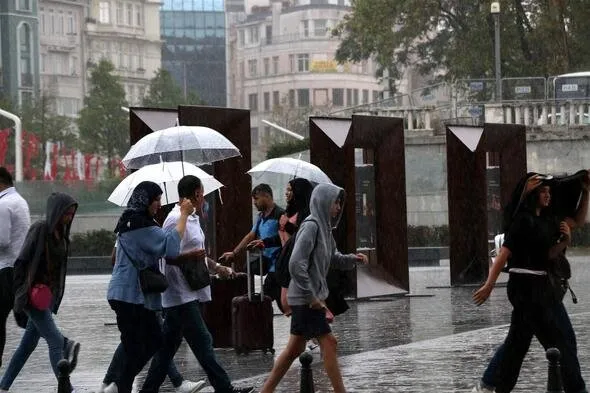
[202,270,248,348]
[231,247,274,354]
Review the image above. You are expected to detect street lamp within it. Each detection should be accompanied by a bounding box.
[0,108,23,182]
[491,1,502,102]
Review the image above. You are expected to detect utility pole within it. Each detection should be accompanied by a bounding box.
[491,2,502,102]
[0,108,23,182]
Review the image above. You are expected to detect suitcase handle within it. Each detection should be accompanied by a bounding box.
[246,248,264,302]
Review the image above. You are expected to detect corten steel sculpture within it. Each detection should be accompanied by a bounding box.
[446,123,526,285]
[309,115,409,292]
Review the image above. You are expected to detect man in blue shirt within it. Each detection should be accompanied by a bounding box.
[221,184,284,310]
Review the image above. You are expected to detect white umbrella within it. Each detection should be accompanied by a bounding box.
[247,157,332,184]
[122,126,241,169]
[108,161,224,206]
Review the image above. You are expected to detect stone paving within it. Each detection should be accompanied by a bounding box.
[1,254,589,392]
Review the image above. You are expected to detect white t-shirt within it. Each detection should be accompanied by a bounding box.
[0,187,31,270]
[161,205,211,308]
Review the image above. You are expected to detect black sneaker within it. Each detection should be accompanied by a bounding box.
[63,338,81,372]
[230,387,254,393]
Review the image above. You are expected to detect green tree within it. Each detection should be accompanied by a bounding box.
[78,59,128,173]
[334,0,590,94]
[142,68,204,108]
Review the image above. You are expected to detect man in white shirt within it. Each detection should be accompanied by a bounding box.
[139,175,254,393]
[0,167,30,367]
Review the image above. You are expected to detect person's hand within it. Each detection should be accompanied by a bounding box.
[355,253,369,264]
[189,249,207,260]
[559,221,572,242]
[217,265,234,279]
[524,175,542,196]
[179,198,194,216]
[582,171,590,191]
[309,298,325,310]
[247,240,264,250]
[473,283,493,306]
[325,308,335,324]
[219,251,235,263]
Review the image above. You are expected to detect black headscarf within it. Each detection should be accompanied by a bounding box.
[502,170,588,233]
[285,178,314,226]
[114,181,163,234]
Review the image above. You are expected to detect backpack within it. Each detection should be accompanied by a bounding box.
[275,218,318,288]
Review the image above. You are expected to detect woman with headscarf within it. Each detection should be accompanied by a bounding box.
[249,178,314,315]
[0,192,79,393]
[473,171,589,393]
[106,181,193,393]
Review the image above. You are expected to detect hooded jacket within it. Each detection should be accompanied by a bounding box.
[287,183,357,306]
[13,192,78,315]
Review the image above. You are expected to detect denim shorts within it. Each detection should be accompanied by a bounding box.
[290,305,331,340]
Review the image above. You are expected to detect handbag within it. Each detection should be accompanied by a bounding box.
[180,257,211,290]
[548,252,577,303]
[118,238,168,294]
[29,283,53,310]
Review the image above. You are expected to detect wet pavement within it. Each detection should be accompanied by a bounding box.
[2,254,590,392]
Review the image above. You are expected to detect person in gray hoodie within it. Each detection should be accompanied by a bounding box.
[260,183,368,393]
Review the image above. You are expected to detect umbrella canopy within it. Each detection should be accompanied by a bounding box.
[108,161,223,207]
[247,157,332,184]
[122,126,241,169]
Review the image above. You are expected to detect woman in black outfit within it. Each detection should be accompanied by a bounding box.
[474,173,589,393]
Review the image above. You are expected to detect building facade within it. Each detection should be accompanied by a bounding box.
[86,0,162,106]
[228,0,381,158]
[160,0,226,107]
[0,0,41,106]
[39,0,88,117]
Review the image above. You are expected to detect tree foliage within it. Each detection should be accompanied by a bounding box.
[77,59,128,167]
[334,0,590,92]
[142,68,204,108]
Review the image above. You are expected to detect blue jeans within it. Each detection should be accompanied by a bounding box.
[140,300,233,393]
[0,307,66,390]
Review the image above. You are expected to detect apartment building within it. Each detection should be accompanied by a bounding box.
[86,0,162,106]
[0,0,41,105]
[39,0,88,117]
[228,0,382,152]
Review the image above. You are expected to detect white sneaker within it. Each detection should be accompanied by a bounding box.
[175,380,207,393]
[103,382,119,393]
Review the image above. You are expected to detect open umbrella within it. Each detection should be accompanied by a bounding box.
[108,161,224,206]
[122,126,241,169]
[247,157,332,184]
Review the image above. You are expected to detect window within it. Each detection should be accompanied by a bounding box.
[99,2,110,24]
[265,25,272,45]
[248,59,257,77]
[333,88,344,106]
[263,92,270,111]
[273,91,280,108]
[314,19,327,36]
[17,0,31,11]
[239,61,244,78]
[249,26,259,44]
[263,58,270,76]
[288,89,295,108]
[297,89,310,107]
[18,23,32,87]
[40,11,46,34]
[238,30,245,47]
[301,20,309,37]
[248,93,258,111]
[57,12,64,35]
[289,55,295,73]
[126,3,133,25]
[70,56,78,75]
[362,89,369,104]
[353,89,359,105]
[373,90,381,102]
[49,9,55,34]
[272,56,279,75]
[135,4,142,26]
[251,127,259,144]
[67,13,75,34]
[297,54,309,72]
[116,2,124,24]
[346,89,352,106]
[40,53,46,73]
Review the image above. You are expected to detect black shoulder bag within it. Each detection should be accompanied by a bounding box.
[548,252,577,304]
[179,256,211,290]
[118,238,168,294]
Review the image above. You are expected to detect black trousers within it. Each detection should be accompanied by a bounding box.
[0,267,14,367]
[108,300,162,393]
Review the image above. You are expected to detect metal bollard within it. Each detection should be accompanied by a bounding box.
[57,359,71,393]
[546,348,564,393]
[299,350,315,393]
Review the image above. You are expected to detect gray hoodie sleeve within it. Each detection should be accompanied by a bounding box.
[330,236,358,270]
[288,221,318,304]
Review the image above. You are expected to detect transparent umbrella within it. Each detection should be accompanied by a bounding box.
[247,157,332,184]
[108,161,224,206]
[121,125,241,169]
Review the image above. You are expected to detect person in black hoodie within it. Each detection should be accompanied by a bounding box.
[473,171,589,393]
[0,192,80,393]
